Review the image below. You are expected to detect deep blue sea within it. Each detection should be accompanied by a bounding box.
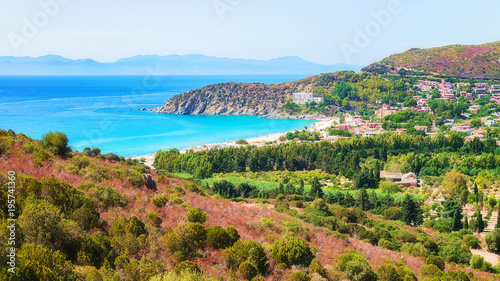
[0,75,315,157]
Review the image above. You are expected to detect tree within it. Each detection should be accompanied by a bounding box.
[356,189,369,211]
[311,198,329,212]
[441,170,467,197]
[271,237,314,268]
[16,244,75,280]
[464,216,469,230]
[477,211,485,233]
[496,208,500,229]
[309,177,323,199]
[42,131,70,156]
[401,195,423,226]
[164,223,207,257]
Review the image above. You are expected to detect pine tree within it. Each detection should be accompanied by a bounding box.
[474,183,479,201]
[477,211,485,233]
[309,177,323,199]
[356,189,369,211]
[373,162,380,189]
[451,211,462,231]
[460,187,469,206]
[401,194,423,226]
[496,208,500,229]
[464,215,469,230]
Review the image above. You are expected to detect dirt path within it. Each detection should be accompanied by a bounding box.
[471,248,500,266]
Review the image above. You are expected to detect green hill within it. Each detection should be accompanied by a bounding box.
[363,41,500,78]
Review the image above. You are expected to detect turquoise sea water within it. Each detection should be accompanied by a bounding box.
[0,75,316,157]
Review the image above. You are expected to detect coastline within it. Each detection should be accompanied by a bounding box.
[131,117,338,169]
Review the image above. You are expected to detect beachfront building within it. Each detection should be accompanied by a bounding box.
[475,83,489,93]
[491,85,500,94]
[292,92,323,103]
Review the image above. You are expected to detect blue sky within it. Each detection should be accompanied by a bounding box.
[1,0,499,66]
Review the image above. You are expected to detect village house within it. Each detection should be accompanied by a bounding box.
[486,119,499,127]
[456,83,471,89]
[477,93,489,100]
[475,83,489,93]
[414,125,429,132]
[468,104,481,113]
[451,125,472,135]
[380,171,419,187]
[292,92,323,103]
[417,99,428,106]
[375,104,399,118]
[491,85,500,94]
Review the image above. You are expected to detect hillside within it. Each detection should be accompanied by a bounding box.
[148,76,323,118]
[362,41,500,78]
[2,130,498,280]
[0,54,361,75]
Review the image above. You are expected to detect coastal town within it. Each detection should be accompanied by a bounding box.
[175,79,500,155]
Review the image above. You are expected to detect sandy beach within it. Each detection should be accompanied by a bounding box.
[131,117,338,169]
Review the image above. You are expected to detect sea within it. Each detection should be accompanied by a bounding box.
[0,75,316,157]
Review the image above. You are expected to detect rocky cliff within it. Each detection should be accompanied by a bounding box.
[149,76,330,118]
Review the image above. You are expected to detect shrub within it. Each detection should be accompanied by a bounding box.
[222,240,267,274]
[470,254,484,269]
[485,228,500,252]
[458,229,473,236]
[146,212,163,227]
[311,198,329,212]
[401,243,428,257]
[289,271,311,281]
[42,131,70,156]
[463,235,480,249]
[337,251,377,281]
[425,255,445,271]
[174,261,202,274]
[239,261,258,280]
[438,241,471,264]
[419,264,443,279]
[376,264,401,281]
[383,207,402,220]
[164,223,207,257]
[17,244,75,280]
[152,194,169,207]
[309,258,327,278]
[271,237,314,268]
[396,265,417,281]
[186,207,209,224]
[344,259,377,281]
[206,225,239,249]
[236,139,249,145]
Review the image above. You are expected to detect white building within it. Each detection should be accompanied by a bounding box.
[292,92,323,103]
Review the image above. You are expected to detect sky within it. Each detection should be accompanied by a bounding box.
[0,0,499,66]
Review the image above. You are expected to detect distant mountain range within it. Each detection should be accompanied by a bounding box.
[0,54,362,75]
[362,41,500,78]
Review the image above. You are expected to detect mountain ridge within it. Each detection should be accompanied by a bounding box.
[0,54,361,75]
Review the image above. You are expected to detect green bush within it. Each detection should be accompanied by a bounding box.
[289,271,311,281]
[164,223,207,257]
[152,193,169,208]
[401,243,428,257]
[419,264,443,279]
[376,264,401,281]
[463,235,480,249]
[425,255,445,271]
[239,261,258,280]
[271,236,314,268]
[485,228,500,252]
[308,258,327,278]
[383,207,402,221]
[222,240,267,274]
[470,254,484,269]
[396,265,417,281]
[42,131,70,156]
[206,225,239,249]
[174,260,202,275]
[186,207,209,224]
[146,212,163,227]
[338,251,377,281]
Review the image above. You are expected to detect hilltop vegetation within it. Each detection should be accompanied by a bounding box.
[2,128,500,280]
[362,41,500,78]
